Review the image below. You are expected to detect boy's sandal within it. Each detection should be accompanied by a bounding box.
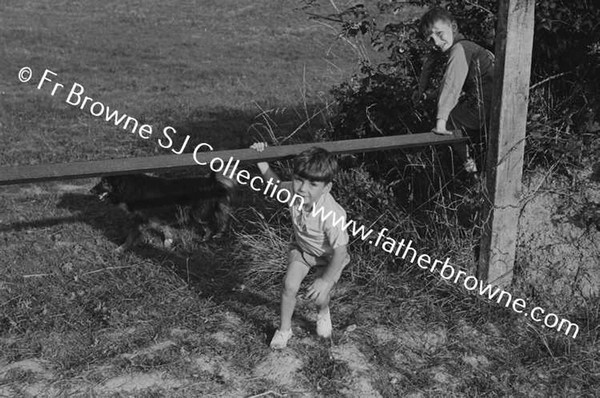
[316,307,332,338]
[270,328,293,349]
[464,158,478,173]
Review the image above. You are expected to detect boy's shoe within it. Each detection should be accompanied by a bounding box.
[270,328,293,349]
[464,158,478,173]
[316,307,332,338]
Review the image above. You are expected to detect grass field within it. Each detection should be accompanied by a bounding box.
[1,1,599,397]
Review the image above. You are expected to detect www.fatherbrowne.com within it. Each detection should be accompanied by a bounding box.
[306,203,580,339]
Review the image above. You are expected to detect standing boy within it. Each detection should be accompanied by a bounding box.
[414,7,495,172]
[251,143,350,349]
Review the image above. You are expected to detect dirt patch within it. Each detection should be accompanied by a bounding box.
[121,340,176,361]
[373,326,396,344]
[378,325,447,352]
[191,353,245,393]
[253,350,304,389]
[0,358,54,380]
[0,359,58,398]
[428,365,457,386]
[331,343,382,398]
[193,355,220,374]
[462,354,491,368]
[211,331,234,345]
[518,169,600,305]
[393,349,428,367]
[0,382,60,398]
[170,327,193,339]
[98,371,185,394]
[221,311,244,329]
[101,326,137,341]
[372,324,449,369]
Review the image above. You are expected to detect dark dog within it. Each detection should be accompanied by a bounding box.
[90,172,235,252]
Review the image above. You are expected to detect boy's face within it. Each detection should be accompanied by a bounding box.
[292,175,331,209]
[425,19,456,53]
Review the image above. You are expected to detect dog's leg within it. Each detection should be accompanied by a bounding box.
[212,202,231,239]
[146,218,174,249]
[190,205,213,242]
[197,216,213,242]
[160,224,175,249]
[201,224,213,242]
[117,223,142,253]
[162,226,174,249]
[116,212,148,253]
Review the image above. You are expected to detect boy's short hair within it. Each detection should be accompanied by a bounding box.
[419,7,456,38]
[293,147,338,183]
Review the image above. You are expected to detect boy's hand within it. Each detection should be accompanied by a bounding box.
[305,278,333,302]
[250,142,268,152]
[432,118,453,135]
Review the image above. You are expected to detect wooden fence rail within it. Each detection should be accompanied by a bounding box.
[0,133,467,186]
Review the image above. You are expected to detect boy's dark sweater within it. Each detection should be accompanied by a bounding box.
[418,34,495,121]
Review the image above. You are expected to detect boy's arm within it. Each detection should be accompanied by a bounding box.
[435,45,469,133]
[321,245,348,284]
[251,142,281,181]
[258,161,281,183]
[306,245,348,300]
[250,143,299,206]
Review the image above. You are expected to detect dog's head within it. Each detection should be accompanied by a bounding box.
[90,176,117,202]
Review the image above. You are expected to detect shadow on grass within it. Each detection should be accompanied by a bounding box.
[0,215,84,233]
[48,191,282,343]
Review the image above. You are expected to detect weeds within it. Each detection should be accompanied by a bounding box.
[231,206,290,296]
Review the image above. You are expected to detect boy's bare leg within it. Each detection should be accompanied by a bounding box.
[316,299,332,338]
[447,110,480,173]
[446,128,477,173]
[280,261,310,331]
[313,267,341,338]
[317,292,331,322]
[451,143,469,163]
[271,261,310,349]
[452,144,478,173]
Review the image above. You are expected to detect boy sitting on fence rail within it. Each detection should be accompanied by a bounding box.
[413,7,495,173]
[251,142,350,349]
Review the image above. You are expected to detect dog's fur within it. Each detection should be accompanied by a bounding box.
[90,172,235,252]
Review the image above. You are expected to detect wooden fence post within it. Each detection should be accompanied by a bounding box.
[478,0,535,287]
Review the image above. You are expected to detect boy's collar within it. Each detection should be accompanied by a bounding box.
[451,33,466,48]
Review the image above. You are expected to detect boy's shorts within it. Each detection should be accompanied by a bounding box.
[288,243,350,282]
[448,101,491,145]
